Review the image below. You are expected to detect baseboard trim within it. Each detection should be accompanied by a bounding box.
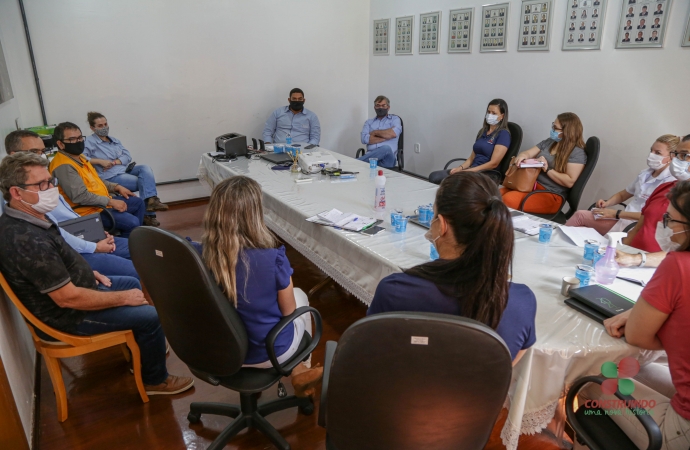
[166,197,210,207]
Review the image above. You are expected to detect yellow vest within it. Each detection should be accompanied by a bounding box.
[49,152,111,216]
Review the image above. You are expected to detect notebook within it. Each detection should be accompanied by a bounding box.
[565,284,636,323]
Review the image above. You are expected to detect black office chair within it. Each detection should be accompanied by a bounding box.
[356,115,404,171]
[517,136,600,224]
[129,227,322,450]
[566,375,662,450]
[318,312,512,450]
[438,121,523,185]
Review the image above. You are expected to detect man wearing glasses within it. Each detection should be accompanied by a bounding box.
[3,130,138,280]
[356,95,402,169]
[49,122,146,237]
[0,152,194,395]
[618,135,690,268]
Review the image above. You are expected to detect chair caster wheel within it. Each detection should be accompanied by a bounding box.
[299,402,314,416]
[187,412,201,423]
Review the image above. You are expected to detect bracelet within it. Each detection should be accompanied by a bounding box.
[637,252,647,268]
[616,210,621,220]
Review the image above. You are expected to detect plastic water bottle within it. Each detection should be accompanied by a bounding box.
[374,170,386,212]
[286,133,292,146]
[595,232,627,285]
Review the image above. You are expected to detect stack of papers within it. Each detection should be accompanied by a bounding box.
[558,226,607,247]
[306,209,376,231]
[519,159,545,168]
[617,267,657,286]
[512,215,542,236]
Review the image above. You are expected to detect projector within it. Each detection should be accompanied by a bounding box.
[298,151,340,174]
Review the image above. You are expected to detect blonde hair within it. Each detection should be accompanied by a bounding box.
[655,134,680,153]
[202,176,277,307]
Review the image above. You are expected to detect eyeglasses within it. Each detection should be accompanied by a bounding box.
[551,122,563,132]
[662,212,690,229]
[27,148,45,155]
[670,151,690,162]
[18,177,58,191]
[61,136,85,144]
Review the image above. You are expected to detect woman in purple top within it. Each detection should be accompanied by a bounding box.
[429,98,512,185]
[201,176,322,397]
[368,172,537,364]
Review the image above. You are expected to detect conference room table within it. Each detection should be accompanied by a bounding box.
[198,147,663,450]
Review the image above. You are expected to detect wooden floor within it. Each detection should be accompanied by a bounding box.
[36,199,567,450]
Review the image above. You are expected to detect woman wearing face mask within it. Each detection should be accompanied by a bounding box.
[500,113,586,215]
[367,172,537,365]
[564,135,678,235]
[428,99,511,185]
[579,181,690,450]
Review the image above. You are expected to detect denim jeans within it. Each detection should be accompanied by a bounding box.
[357,145,397,168]
[75,276,168,385]
[109,165,158,200]
[101,195,145,237]
[81,253,139,279]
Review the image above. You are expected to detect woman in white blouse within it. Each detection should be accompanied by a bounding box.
[565,134,678,235]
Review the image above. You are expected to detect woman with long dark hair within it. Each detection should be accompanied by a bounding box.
[428,98,511,185]
[367,172,537,364]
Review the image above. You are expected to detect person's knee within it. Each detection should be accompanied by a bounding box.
[139,165,156,180]
[132,305,162,333]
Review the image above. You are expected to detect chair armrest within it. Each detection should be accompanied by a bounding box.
[72,205,117,234]
[565,375,662,450]
[588,202,628,211]
[265,306,323,377]
[318,340,338,428]
[443,158,467,170]
[355,148,366,158]
[518,189,566,222]
[624,222,638,233]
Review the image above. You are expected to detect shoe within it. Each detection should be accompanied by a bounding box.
[146,196,169,212]
[291,364,323,399]
[145,374,194,396]
[143,215,160,227]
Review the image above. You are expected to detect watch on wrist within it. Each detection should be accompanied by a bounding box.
[637,252,646,268]
[616,210,621,220]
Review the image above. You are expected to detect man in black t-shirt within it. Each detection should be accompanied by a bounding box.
[0,152,193,395]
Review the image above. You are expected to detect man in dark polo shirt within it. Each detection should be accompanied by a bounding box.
[0,152,193,395]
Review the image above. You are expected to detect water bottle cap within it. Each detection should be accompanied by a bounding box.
[378,170,383,176]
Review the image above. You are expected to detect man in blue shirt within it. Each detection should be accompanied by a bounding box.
[83,112,167,227]
[357,95,402,168]
[3,130,138,279]
[262,88,321,145]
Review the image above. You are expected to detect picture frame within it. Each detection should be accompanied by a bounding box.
[373,19,390,55]
[419,11,441,54]
[682,9,690,47]
[480,2,510,52]
[563,0,608,50]
[0,39,14,106]
[448,7,474,53]
[395,15,414,55]
[518,0,553,51]
[615,0,672,49]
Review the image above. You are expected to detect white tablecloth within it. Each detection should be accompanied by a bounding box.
[198,149,662,450]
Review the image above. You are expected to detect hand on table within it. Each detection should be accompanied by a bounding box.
[604,310,631,338]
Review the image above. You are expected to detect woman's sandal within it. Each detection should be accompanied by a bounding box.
[291,364,323,399]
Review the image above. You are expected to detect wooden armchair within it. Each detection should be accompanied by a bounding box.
[0,272,149,422]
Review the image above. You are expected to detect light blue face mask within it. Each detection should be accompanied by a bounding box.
[550,128,562,142]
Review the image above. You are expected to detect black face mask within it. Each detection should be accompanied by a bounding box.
[290,101,304,111]
[61,141,85,156]
[375,108,389,117]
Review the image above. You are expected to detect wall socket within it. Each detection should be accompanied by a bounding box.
[414,143,421,153]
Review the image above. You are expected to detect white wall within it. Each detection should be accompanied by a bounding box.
[23,0,371,192]
[370,0,690,203]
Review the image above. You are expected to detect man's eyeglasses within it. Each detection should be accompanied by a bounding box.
[670,151,690,162]
[18,177,58,191]
[662,212,690,229]
[61,136,85,144]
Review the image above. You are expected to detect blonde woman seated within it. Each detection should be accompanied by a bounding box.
[565,135,678,235]
[201,176,322,397]
[501,113,586,215]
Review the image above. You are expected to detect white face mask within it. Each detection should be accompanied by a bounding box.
[646,153,667,170]
[670,157,690,181]
[486,114,501,126]
[19,186,60,214]
[655,221,686,252]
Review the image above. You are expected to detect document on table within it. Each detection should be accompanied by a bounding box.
[617,267,657,286]
[558,226,607,247]
[512,215,541,236]
[597,278,643,303]
[307,209,376,231]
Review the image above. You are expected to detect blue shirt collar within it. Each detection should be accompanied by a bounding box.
[285,105,307,115]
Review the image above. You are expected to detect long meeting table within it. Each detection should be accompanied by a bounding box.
[199,147,663,450]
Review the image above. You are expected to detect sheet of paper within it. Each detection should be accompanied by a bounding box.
[558,226,607,247]
[317,209,346,223]
[617,267,657,285]
[512,215,542,235]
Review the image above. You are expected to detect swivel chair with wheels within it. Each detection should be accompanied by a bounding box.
[356,115,404,171]
[129,227,322,450]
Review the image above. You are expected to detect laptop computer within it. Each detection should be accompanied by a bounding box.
[565,285,635,323]
[58,213,106,243]
[260,152,294,165]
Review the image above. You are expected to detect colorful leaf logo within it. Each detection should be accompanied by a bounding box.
[601,357,640,395]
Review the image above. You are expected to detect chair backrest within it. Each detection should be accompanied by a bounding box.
[326,312,512,450]
[395,114,404,170]
[129,227,248,377]
[564,136,600,219]
[499,122,523,177]
[0,271,92,347]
